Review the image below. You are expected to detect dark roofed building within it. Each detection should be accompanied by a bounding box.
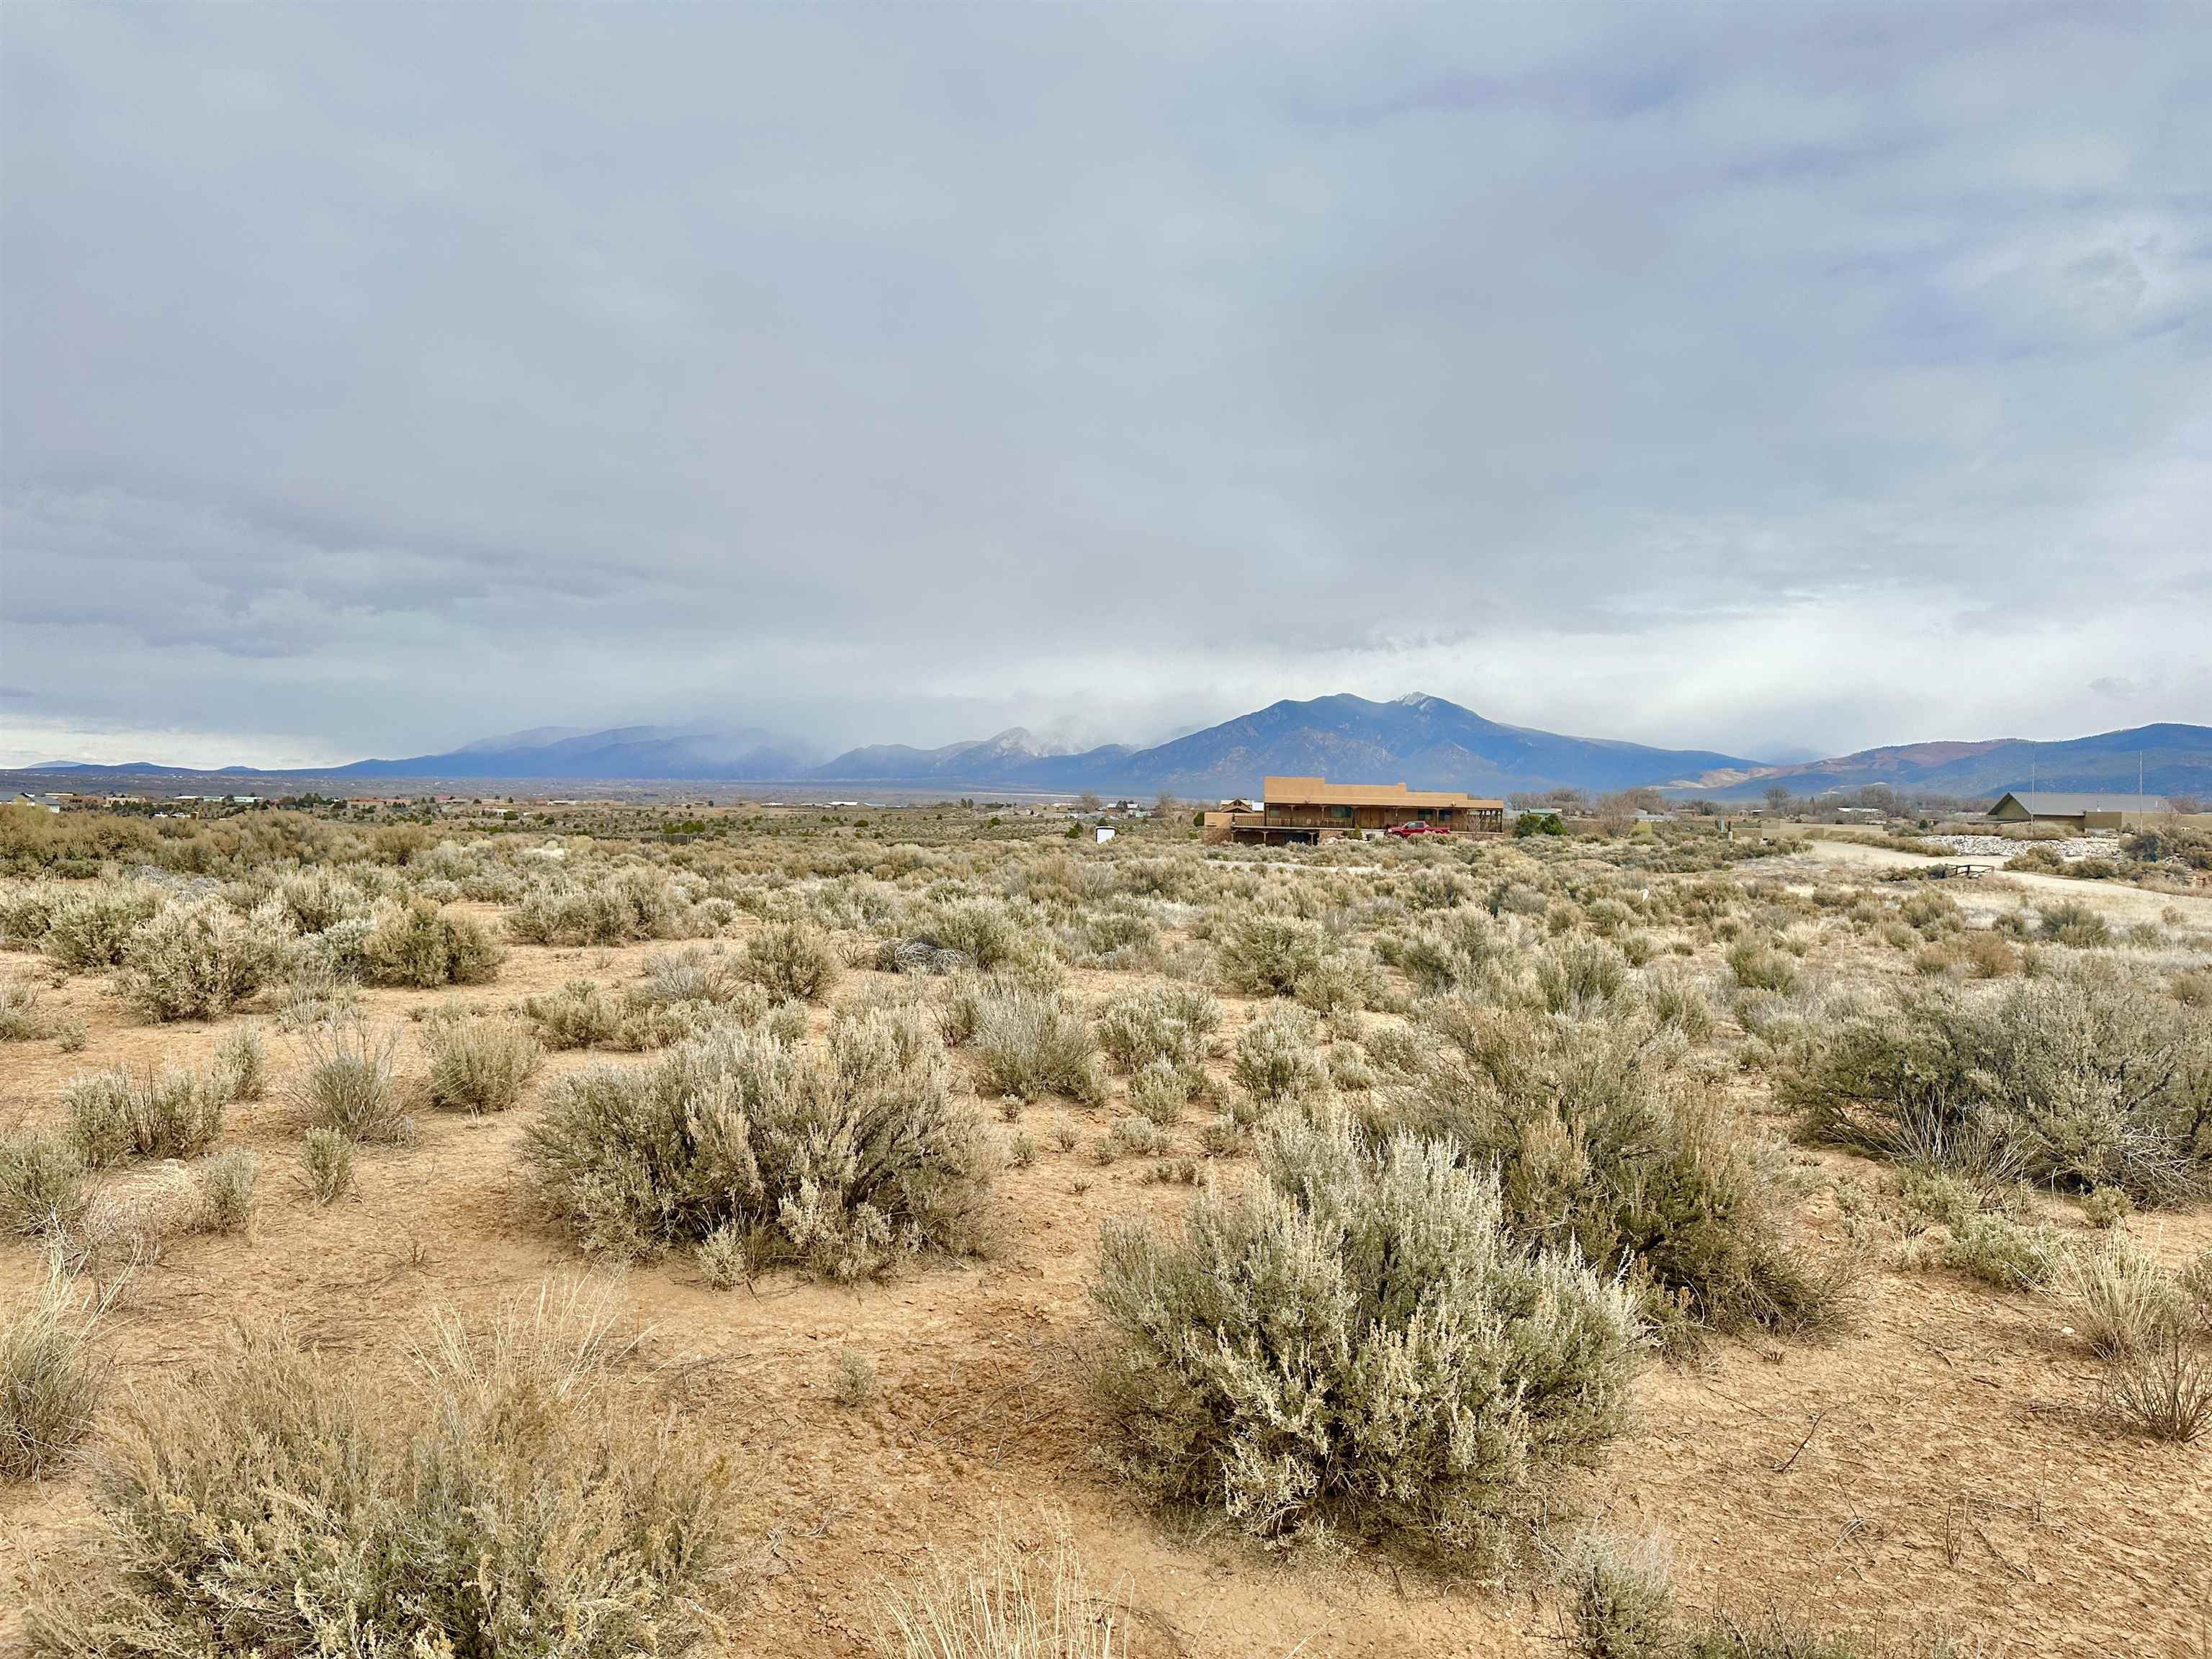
[1987,791,2169,829]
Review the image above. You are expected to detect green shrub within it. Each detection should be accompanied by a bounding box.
[64,1067,225,1167]
[23,1286,732,1653]
[525,1008,996,1279]
[0,979,45,1041]
[1385,908,1505,997]
[359,897,503,987]
[1388,1004,1833,1338]
[1642,964,1714,1040]
[1941,1211,2064,1290]
[290,1019,410,1143]
[423,1015,541,1113]
[1534,936,1631,1012]
[739,920,842,1002]
[0,1136,87,1237]
[118,896,288,1021]
[1562,1532,1676,1659]
[523,979,628,1049]
[1,1260,107,1480]
[1092,1111,1638,1551]
[302,1126,354,1204]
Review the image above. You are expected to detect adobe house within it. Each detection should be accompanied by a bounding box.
[1205,776,1506,844]
[1986,791,2168,830]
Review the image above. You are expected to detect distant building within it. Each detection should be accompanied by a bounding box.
[1207,776,1506,845]
[1987,791,2168,830]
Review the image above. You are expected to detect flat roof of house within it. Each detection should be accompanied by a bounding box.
[1262,775,1505,810]
[1991,791,2169,814]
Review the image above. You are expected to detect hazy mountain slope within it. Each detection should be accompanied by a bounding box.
[1666,722,2212,800]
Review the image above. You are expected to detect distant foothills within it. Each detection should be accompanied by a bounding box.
[9,695,2210,804]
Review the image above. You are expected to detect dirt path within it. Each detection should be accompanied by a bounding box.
[1784,837,2212,927]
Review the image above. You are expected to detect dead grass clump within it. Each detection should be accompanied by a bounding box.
[526,1007,995,1279]
[0,978,47,1040]
[423,1013,542,1112]
[117,895,288,1021]
[359,896,504,987]
[2102,1328,2212,1444]
[1092,1111,1638,1552]
[63,1067,226,1168]
[2056,1231,2182,1357]
[873,1519,1125,1659]
[289,1018,411,1143]
[24,1283,733,1654]
[1,1257,109,1480]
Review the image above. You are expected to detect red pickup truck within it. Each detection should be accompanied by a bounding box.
[1386,821,1447,837]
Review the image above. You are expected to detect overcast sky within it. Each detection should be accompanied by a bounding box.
[4,4,2208,769]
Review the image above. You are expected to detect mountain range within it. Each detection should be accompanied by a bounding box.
[12,696,2208,804]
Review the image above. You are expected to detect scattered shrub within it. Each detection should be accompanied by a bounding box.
[24,1285,733,1653]
[525,1008,996,1278]
[1562,1531,1676,1659]
[739,920,842,1002]
[64,1067,225,1167]
[0,979,45,1041]
[1214,912,1325,999]
[210,1024,266,1102]
[1388,1004,1834,1339]
[0,1136,87,1238]
[1725,938,1799,994]
[117,896,287,1021]
[194,1150,260,1236]
[1534,936,1631,1013]
[1,1259,107,1480]
[301,1125,354,1204]
[290,1019,410,1143]
[41,882,162,972]
[1094,984,1220,1076]
[834,1348,876,1408]
[1941,1211,2064,1290]
[359,897,504,987]
[423,1015,542,1112]
[1781,966,2212,1204]
[1092,1110,1638,1551]
[1228,1002,1327,1116]
[2038,900,2111,948]
[970,983,1104,1105]
[524,979,628,1049]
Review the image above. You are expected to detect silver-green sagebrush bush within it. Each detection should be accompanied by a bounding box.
[968,982,1103,1105]
[422,1013,542,1113]
[359,896,504,987]
[1781,961,2212,1203]
[1384,1004,1835,1339]
[525,1007,997,1279]
[22,1284,732,1656]
[1091,1111,1638,1552]
[63,1067,227,1168]
[117,896,289,1021]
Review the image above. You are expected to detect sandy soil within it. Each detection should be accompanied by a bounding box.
[1,907,2208,1657]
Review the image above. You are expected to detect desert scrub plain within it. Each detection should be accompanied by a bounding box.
[0,799,2207,1658]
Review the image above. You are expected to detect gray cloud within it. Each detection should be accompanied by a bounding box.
[4,2,2208,768]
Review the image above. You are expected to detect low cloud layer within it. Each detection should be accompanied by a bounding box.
[5,4,2208,768]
